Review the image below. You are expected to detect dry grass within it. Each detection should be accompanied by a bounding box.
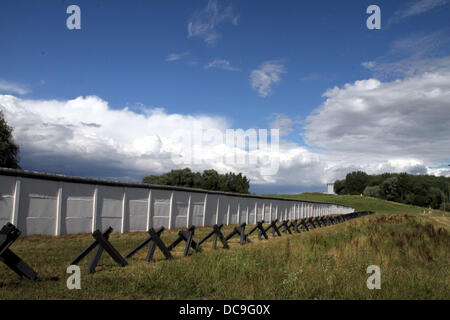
[1,209,448,299]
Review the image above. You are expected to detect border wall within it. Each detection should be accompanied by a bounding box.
[0,168,354,236]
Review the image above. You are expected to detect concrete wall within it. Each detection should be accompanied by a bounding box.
[0,168,354,236]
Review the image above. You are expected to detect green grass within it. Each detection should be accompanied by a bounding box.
[0,194,449,300]
[275,192,450,216]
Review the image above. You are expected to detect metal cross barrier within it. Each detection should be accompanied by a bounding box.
[197,224,229,250]
[0,223,38,280]
[167,226,202,256]
[280,220,292,234]
[246,221,268,240]
[310,217,319,228]
[299,218,309,231]
[289,219,301,233]
[70,226,128,273]
[314,217,323,228]
[326,216,333,225]
[318,217,326,227]
[260,219,282,237]
[305,217,315,229]
[225,223,249,245]
[146,228,173,261]
[125,226,173,262]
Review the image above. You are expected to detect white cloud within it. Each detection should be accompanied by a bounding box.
[1,86,449,193]
[0,79,29,95]
[390,0,449,23]
[362,33,450,79]
[361,61,376,69]
[188,0,238,46]
[165,52,190,62]
[204,58,240,71]
[0,94,229,177]
[250,61,286,98]
[303,70,450,171]
[2,58,450,192]
[269,113,298,137]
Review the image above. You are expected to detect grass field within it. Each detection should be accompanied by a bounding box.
[0,193,449,299]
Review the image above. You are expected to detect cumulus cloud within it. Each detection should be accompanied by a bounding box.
[204,58,240,71]
[0,79,29,95]
[304,71,450,171]
[2,63,450,192]
[3,70,449,193]
[250,61,286,98]
[1,95,317,189]
[165,52,190,62]
[188,0,239,46]
[0,95,229,178]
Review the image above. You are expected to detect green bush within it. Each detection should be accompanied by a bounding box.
[363,185,380,197]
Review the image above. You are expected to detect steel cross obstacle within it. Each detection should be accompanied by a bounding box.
[327,216,335,225]
[311,217,320,228]
[167,226,202,256]
[70,226,128,273]
[260,219,282,238]
[0,223,38,280]
[313,217,322,228]
[304,217,314,229]
[197,224,229,250]
[317,216,326,227]
[289,219,301,233]
[125,227,173,262]
[298,218,309,231]
[246,221,268,240]
[225,223,249,245]
[280,220,292,234]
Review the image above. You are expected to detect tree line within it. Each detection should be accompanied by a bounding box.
[142,168,250,194]
[334,171,450,211]
[0,110,20,169]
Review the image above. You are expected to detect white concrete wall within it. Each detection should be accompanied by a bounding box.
[0,169,354,236]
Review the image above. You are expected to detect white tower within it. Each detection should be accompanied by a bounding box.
[326,183,335,195]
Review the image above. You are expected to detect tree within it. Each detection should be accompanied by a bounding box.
[334,179,346,195]
[380,176,400,201]
[0,110,20,169]
[363,185,380,197]
[201,169,220,190]
[344,171,369,194]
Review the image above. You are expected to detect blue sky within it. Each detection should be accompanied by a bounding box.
[1,0,450,193]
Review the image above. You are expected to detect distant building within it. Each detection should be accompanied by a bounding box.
[326,183,335,195]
